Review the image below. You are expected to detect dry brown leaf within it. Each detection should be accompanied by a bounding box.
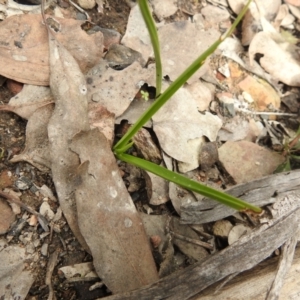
[45,16,91,252]
[0,243,35,300]
[70,129,159,293]
[249,31,300,86]
[45,15,158,293]
[8,102,115,172]
[0,198,15,234]
[0,85,53,119]
[0,14,103,85]
[158,21,219,83]
[88,103,115,146]
[10,104,53,172]
[87,61,153,117]
[152,87,222,173]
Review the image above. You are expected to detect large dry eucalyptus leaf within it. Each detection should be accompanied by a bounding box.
[70,129,159,293]
[46,18,91,252]
[0,85,53,119]
[46,16,158,293]
[152,87,222,172]
[10,104,53,172]
[0,14,103,85]
[249,31,300,86]
[158,21,220,83]
[87,61,153,117]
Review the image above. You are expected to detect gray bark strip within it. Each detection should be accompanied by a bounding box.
[181,169,300,224]
[105,192,300,300]
[266,230,300,300]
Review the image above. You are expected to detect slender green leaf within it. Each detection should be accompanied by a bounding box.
[117,153,262,213]
[290,155,300,161]
[274,158,291,173]
[138,0,162,97]
[114,0,252,153]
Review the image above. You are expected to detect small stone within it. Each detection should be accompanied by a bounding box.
[228,224,252,245]
[219,141,285,184]
[77,0,96,9]
[150,235,162,248]
[200,142,219,171]
[76,12,87,20]
[41,243,48,256]
[212,220,233,238]
[6,79,23,95]
[238,75,280,111]
[39,202,55,221]
[15,176,32,190]
[216,92,235,117]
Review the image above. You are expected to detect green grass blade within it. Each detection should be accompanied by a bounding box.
[114,0,252,153]
[138,0,162,97]
[117,153,262,213]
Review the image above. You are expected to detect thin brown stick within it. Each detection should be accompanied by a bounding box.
[170,230,214,250]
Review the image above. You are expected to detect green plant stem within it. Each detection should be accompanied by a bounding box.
[138,0,162,97]
[114,0,252,153]
[117,153,262,213]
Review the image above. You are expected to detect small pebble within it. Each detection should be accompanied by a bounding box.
[212,220,233,238]
[41,243,48,256]
[77,0,96,9]
[15,176,32,190]
[39,202,55,221]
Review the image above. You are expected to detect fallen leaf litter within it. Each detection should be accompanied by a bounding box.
[0,0,300,299]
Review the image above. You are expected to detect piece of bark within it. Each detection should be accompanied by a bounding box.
[45,250,59,300]
[266,231,300,300]
[70,129,159,293]
[180,169,300,224]
[104,192,300,300]
[190,246,300,300]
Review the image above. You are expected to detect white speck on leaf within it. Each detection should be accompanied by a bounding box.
[79,84,87,95]
[109,186,118,198]
[124,217,133,228]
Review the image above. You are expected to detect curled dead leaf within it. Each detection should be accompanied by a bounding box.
[0,14,103,85]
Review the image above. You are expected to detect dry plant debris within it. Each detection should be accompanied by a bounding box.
[0,0,300,299]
